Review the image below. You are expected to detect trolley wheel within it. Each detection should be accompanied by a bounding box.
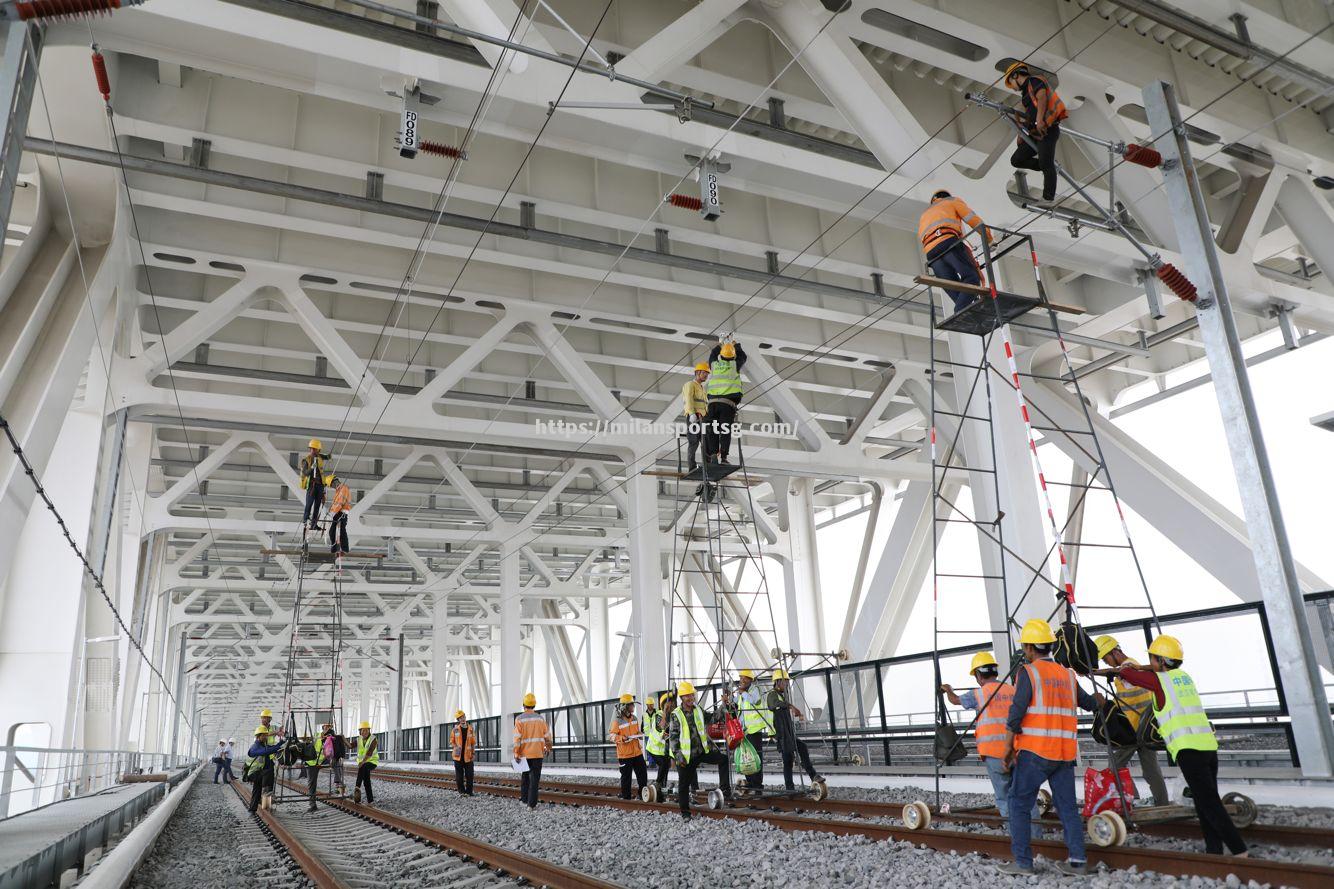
[1036,788,1052,816]
[850,753,865,766]
[810,779,828,802]
[1087,811,1125,847]
[706,789,725,810]
[902,800,931,830]
[1222,792,1257,828]
[641,784,659,803]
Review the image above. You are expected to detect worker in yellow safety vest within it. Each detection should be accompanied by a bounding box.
[681,362,710,473]
[703,338,746,466]
[941,651,1034,819]
[1093,634,1169,805]
[609,693,649,800]
[1099,636,1247,856]
[303,727,329,813]
[735,669,772,791]
[646,693,671,793]
[999,619,1101,877]
[299,438,328,533]
[1004,62,1068,206]
[244,725,283,814]
[668,682,732,820]
[354,721,378,804]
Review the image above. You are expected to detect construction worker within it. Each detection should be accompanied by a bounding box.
[299,438,328,533]
[703,338,746,466]
[767,669,823,791]
[1093,635,1170,806]
[354,720,378,805]
[320,724,346,795]
[303,728,329,812]
[1099,636,1248,857]
[736,669,772,791]
[1000,618,1102,876]
[918,189,991,312]
[1004,62,1068,206]
[514,693,552,809]
[327,475,352,556]
[941,652,1036,819]
[643,695,668,794]
[682,362,710,473]
[652,692,675,793]
[258,707,282,737]
[244,725,283,814]
[609,693,649,800]
[668,682,731,820]
[451,710,476,795]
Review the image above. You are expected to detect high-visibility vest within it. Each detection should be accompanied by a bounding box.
[974,679,1015,760]
[1153,669,1218,757]
[673,706,709,763]
[706,359,742,397]
[514,711,551,759]
[243,751,272,780]
[357,735,379,765]
[299,454,324,490]
[452,725,475,762]
[917,197,985,253]
[738,688,774,736]
[610,716,643,759]
[643,710,666,756]
[1026,78,1068,128]
[1015,659,1078,761]
[1114,658,1156,730]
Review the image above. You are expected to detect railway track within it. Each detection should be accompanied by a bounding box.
[376,767,1334,850]
[375,767,1334,889]
[226,778,618,888]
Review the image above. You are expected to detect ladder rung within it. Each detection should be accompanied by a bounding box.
[932,409,993,422]
[936,573,1005,580]
[935,464,995,474]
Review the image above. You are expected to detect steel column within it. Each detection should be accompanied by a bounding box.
[499,542,520,756]
[625,468,666,698]
[1144,80,1334,777]
[430,590,449,761]
[0,22,39,270]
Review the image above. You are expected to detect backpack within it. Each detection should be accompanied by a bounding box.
[1091,698,1138,748]
[1053,621,1099,676]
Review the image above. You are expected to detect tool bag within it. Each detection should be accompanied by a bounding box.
[733,737,761,776]
[1054,620,1100,676]
[1091,698,1138,748]
[1082,766,1136,817]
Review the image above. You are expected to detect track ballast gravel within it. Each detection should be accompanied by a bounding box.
[374,778,1274,889]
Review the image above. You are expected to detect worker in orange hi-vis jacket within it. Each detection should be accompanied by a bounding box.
[327,475,352,556]
[513,693,552,809]
[918,189,992,313]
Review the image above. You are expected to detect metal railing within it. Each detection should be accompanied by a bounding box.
[377,591,1334,768]
[0,746,196,819]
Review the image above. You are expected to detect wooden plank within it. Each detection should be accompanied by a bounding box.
[913,275,1086,315]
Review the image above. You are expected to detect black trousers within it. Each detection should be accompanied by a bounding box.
[306,764,322,807]
[777,736,818,788]
[302,485,325,529]
[653,753,671,788]
[1176,749,1246,855]
[328,512,348,553]
[520,757,544,806]
[355,762,376,803]
[684,418,704,470]
[926,238,984,312]
[247,770,271,813]
[618,755,648,799]
[1011,125,1061,200]
[676,748,730,815]
[703,399,739,462]
[744,733,764,788]
[454,759,474,794]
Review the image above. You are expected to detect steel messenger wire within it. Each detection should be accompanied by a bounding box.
[369,10,1112,610]
[395,10,1120,603]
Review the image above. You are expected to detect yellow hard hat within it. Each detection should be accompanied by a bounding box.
[969,652,998,674]
[455,710,465,720]
[738,669,755,679]
[720,342,736,360]
[1018,618,1056,645]
[772,668,789,681]
[694,362,710,372]
[1003,61,1029,87]
[260,708,272,718]
[619,693,634,705]
[323,473,335,486]
[1148,634,1184,662]
[523,692,537,708]
[677,681,696,696]
[308,438,322,450]
[253,725,269,736]
[644,697,656,708]
[1094,635,1120,661]
[659,692,672,707]
[359,720,371,730]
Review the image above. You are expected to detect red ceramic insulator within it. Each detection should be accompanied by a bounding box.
[418,140,464,159]
[667,193,703,211]
[1121,143,1162,168]
[1156,262,1197,303]
[16,0,132,21]
[91,50,111,102]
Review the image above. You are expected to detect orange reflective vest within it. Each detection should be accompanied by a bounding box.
[451,724,475,763]
[514,710,552,759]
[330,484,352,514]
[1015,659,1078,761]
[917,196,987,253]
[1024,77,1068,129]
[974,679,1015,760]
[609,715,643,759]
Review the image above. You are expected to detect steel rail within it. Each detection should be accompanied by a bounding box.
[374,769,1334,887]
[229,781,348,889]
